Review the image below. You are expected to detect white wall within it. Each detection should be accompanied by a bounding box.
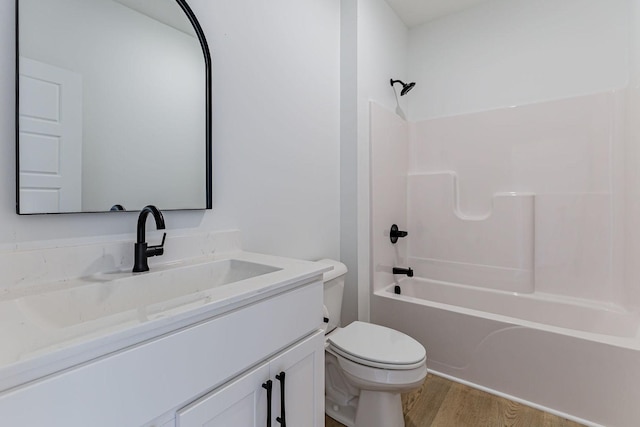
[407,0,631,121]
[1,0,340,262]
[340,0,359,326]
[340,0,408,324]
[623,0,640,309]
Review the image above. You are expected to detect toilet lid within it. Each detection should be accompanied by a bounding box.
[327,321,426,368]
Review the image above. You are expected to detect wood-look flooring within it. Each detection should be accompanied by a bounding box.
[324,374,584,427]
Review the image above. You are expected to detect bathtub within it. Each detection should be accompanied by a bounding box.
[371,277,640,427]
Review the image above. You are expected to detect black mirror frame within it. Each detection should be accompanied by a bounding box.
[15,0,212,214]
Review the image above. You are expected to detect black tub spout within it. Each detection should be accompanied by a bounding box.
[392,267,413,277]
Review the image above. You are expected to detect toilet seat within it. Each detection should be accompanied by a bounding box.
[327,321,426,370]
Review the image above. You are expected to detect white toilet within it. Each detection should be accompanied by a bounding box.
[318,259,427,427]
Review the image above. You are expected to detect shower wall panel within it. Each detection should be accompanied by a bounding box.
[407,92,618,303]
[370,102,409,293]
[407,172,534,293]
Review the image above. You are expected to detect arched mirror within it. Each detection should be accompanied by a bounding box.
[16,0,211,214]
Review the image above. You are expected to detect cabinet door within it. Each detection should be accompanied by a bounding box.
[269,330,324,427]
[177,362,270,427]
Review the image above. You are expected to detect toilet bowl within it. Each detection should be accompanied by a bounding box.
[318,259,427,427]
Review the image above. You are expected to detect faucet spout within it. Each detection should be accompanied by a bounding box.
[133,205,166,273]
[392,267,413,277]
[136,205,165,244]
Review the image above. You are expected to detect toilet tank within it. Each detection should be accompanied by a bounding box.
[316,259,347,334]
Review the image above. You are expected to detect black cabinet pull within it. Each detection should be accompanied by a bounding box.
[275,372,286,427]
[262,380,273,427]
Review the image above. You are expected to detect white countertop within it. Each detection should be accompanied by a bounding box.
[0,250,330,394]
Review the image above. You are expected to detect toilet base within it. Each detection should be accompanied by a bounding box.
[355,390,404,427]
[326,390,405,427]
[325,396,357,427]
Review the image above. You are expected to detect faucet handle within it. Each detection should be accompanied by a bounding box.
[148,232,166,257]
[390,224,408,244]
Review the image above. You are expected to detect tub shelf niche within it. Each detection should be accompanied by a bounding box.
[407,172,534,293]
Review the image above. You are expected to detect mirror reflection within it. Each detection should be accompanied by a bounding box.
[17,0,210,214]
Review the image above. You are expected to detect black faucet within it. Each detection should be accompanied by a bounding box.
[392,267,413,277]
[133,205,166,273]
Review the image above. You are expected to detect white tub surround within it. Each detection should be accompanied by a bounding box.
[370,91,624,301]
[0,230,329,426]
[369,85,640,426]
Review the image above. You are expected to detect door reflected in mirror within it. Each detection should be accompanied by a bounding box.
[17,0,211,214]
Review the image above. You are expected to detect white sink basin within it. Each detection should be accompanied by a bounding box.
[15,259,281,329]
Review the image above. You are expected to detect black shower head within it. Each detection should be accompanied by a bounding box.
[390,79,416,96]
[401,81,415,95]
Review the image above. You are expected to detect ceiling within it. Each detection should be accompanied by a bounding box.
[113,0,490,34]
[385,0,492,27]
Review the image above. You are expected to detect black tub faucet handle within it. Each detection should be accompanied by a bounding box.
[390,224,408,244]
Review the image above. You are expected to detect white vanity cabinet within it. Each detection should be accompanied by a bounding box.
[177,330,324,427]
[0,278,324,427]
